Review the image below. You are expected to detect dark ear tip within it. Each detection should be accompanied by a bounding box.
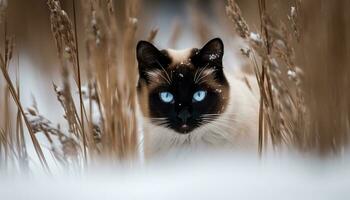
[211,37,223,43]
[136,40,151,50]
[136,40,163,64]
[208,37,224,49]
[200,37,224,57]
[136,40,158,59]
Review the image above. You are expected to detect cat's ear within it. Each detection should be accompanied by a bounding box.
[196,38,224,66]
[137,41,161,65]
[136,40,169,69]
[136,41,170,81]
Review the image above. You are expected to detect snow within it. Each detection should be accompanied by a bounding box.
[209,53,219,60]
[1,152,350,200]
[269,58,279,69]
[249,32,262,43]
[240,48,250,57]
[64,46,71,53]
[291,6,296,17]
[287,69,296,78]
[129,17,138,25]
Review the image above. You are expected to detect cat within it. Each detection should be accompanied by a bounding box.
[136,38,259,157]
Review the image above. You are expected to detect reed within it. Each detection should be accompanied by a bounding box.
[0,28,49,172]
[226,0,350,154]
[42,0,140,167]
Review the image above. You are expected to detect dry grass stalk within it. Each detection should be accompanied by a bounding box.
[298,0,350,154]
[1,8,42,171]
[147,27,158,43]
[0,51,49,172]
[47,0,78,80]
[28,0,141,165]
[288,0,301,42]
[72,0,87,163]
[227,0,350,155]
[226,0,306,154]
[15,69,28,171]
[1,11,9,168]
[225,0,249,39]
[47,0,88,164]
[27,102,79,165]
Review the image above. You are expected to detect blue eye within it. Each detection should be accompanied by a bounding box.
[193,90,207,102]
[159,91,174,103]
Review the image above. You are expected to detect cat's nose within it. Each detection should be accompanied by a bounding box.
[177,109,192,123]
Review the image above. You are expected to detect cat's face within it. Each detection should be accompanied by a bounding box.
[136,38,229,134]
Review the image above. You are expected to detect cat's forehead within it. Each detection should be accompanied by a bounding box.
[164,48,197,66]
[145,64,197,89]
[143,47,224,89]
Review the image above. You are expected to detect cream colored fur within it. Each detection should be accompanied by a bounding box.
[138,50,260,158]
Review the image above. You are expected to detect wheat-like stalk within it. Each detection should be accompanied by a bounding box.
[226,0,350,155]
[226,0,306,154]
[26,0,141,167]
[0,49,49,172]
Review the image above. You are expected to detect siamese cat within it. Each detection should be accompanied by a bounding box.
[136,38,259,157]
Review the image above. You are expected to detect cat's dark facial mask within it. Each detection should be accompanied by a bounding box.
[136,38,229,134]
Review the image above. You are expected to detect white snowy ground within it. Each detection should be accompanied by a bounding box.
[1,151,350,200]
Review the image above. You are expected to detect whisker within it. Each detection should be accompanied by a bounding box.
[194,64,207,83]
[194,63,209,83]
[156,60,172,84]
[149,116,167,118]
[201,125,231,142]
[196,68,216,84]
[195,64,207,83]
[193,68,200,83]
[151,70,171,85]
[204,123,232,138]
[146,69,172,85]
[201,118,239,131]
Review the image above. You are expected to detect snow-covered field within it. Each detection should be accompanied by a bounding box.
[1,152,349,200]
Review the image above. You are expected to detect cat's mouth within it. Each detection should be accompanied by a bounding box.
[179,124,190,134]
[172,122,199,134]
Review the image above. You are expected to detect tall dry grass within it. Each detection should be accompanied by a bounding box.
[298,0,350,154]
[1,0,140,172]
[0,2,48,171]
[226,0,350,155]
[44,0,140,165]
